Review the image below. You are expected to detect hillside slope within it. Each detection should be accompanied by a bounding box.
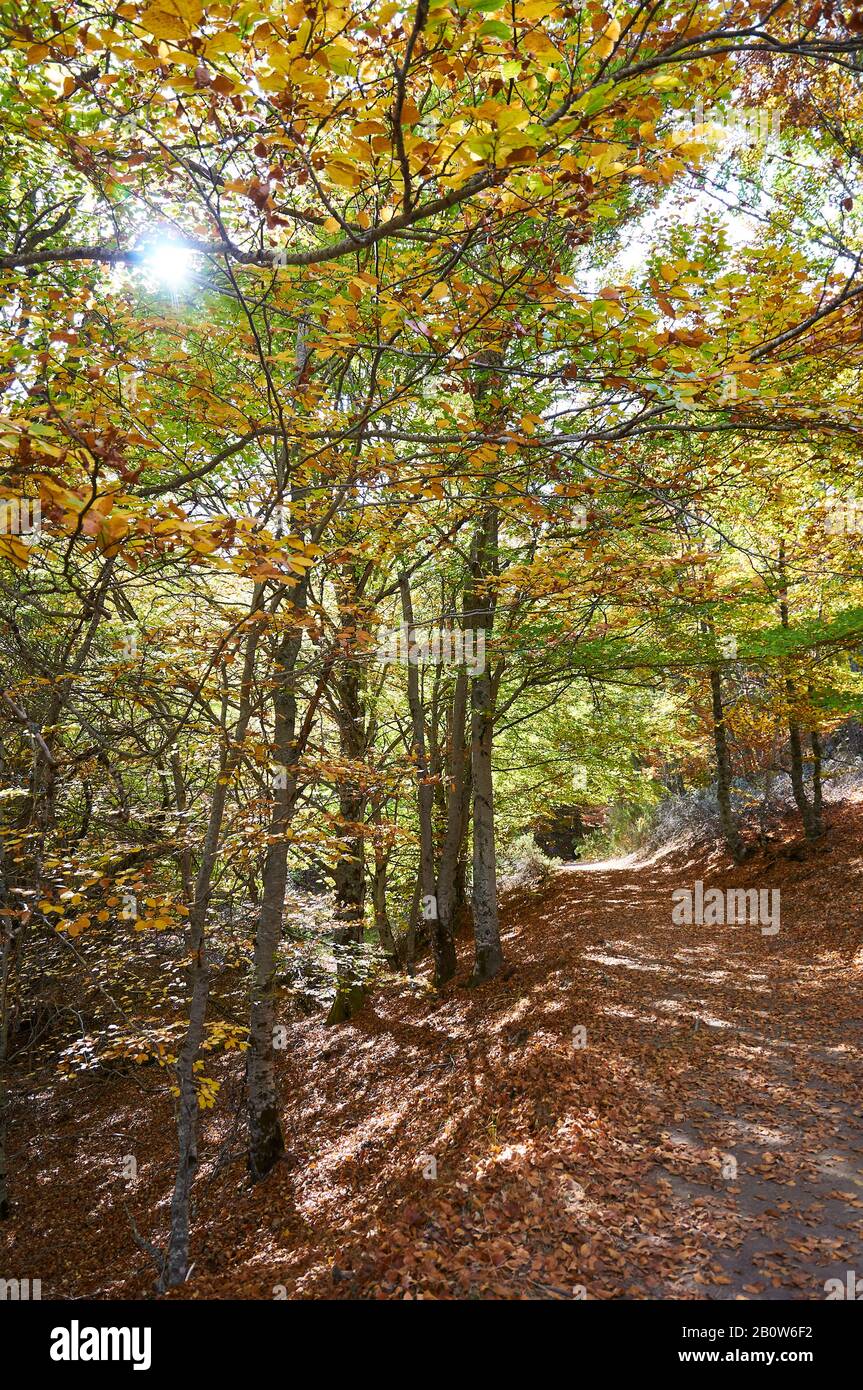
[3,805,862,1300]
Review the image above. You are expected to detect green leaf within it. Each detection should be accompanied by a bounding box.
[479,18,511,38]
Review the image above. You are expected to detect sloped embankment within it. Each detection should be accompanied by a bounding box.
[2,804,861,1298]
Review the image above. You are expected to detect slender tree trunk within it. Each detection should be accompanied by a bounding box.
[369,797,398,963]
[810,724,824,834]
[468,508,502,983]
[778,554,818,844]
[247,861,288,1177]
[435,665,468,978]
[453,847,469,926]
[371,844,397,964]
[246,604,305,1179]
[400,576,454,987]
[759,761,775,849]
[787,703,818,842]
[0,923,13,1220]
[709,666,744,864]
[470,659,502,980]
[163,904,208,1287]
[405,870,421,977]
[327,569,371,1019]
[331,657,366,1007]
[163,616,262,1285]
[170,749,194,903]
[333,647,366,924]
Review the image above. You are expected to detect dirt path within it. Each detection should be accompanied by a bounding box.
[551,849,863,1299]
[3,811,862,1300]
[189,814,862,1300]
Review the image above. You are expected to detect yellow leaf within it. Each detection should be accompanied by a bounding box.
[139,0,203,42]
[0,536,32,568]
[202,31,243,57]
[521,0,558,17]
[325,161,363,189]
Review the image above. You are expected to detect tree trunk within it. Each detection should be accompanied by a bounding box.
[372,846,398,964]
[468,508,502,983]
[400,575,454,987]
[163,911,208,1286]
[246,606,305,1180]
[405,869,421,977]
[435,664,468,979]
[0,923,13,1220]
[810,725,823,834]
[163,614,263,1284]
[778,556,818,844]
[709,666,744,864]
[370,800,398,964]
[787,702,818,842]
[329,665,367,1019]
[333,655,366,924]
[470,660,502,980]
[453,849,469,927]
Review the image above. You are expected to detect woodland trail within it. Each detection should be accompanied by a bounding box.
[549,847,863,1299]
[3,810,862,1300]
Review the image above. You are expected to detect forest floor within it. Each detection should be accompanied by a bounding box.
[3,802,862,1300]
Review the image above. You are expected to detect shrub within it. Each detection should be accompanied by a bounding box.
[497,833,554,892]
